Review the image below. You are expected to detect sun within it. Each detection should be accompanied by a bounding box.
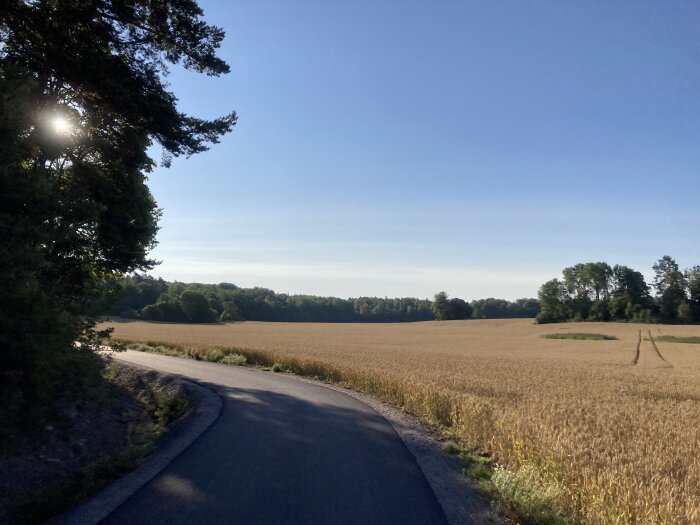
[52,116,71,134]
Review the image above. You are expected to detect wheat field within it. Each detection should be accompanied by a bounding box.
[102,318,700,524]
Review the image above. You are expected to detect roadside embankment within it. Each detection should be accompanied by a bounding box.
[0,359,219,525]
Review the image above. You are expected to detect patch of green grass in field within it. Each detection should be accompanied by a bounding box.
[541,333,618,341]
[653,335,700,344]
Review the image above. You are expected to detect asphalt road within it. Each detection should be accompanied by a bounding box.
[103,351,449,525]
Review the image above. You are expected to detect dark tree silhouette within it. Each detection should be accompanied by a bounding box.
[0,0,235,437]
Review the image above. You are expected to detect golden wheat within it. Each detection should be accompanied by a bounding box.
[102,318,700,524]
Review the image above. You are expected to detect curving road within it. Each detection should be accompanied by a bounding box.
[103,351,449,525]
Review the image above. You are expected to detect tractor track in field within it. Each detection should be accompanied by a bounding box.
[633,329,641,365]
[632,330,672,367]
[648,330,671,366]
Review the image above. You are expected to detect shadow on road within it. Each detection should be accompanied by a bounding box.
[102,379,448,525]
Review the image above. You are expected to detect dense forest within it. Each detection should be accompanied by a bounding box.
[94,276,540,323]
[537,256,700,324]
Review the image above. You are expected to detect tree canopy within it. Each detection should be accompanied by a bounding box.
[94,276,538,323]
[0,0,235,441]
[430,292,472,320]
[536,256,698,324]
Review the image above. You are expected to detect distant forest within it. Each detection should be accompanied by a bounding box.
[93,276,539,323]
[537,256,700,324]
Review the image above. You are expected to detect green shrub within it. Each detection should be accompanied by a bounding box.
[153,389,191,427]
[491,464,568,524]
[220,353,247,366]
[443,441,460,455]
[460,454,492,482]
[204,349,224,362]
[184,347,203,360]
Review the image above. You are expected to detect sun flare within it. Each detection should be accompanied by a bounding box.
[52,116,70,134]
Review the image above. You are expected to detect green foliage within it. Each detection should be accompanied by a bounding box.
[653,256,688,321]
[563,262,612,302]
[541,333,618,341]
[432,291,451,320]
[107,364,192,429]
[607,265,651,322]
[676,303,693,323]
[271,363,285,373]
[536,279,570,324]
[125,342,182,357]
[471,297,539,319]
[442,441,461,455]
[92,275,169,318]
[220,353,247,366]
[204,349,225,362]
[179,290,218,323]
[491,464,569,525]
[448,297,472,320]
[0,0,233,439]
[460,454,493,482]
[686,266,700,322]
[588,299,610,322]
[220,300,244,321]
[537,257,697,325]
[653,255,681,295]
[98,277,540,323]
[431,292,472,320]
[103,276,438,322]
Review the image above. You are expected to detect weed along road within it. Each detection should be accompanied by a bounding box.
[103,350,449,525]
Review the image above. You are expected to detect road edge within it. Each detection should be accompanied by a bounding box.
[275,372,503,525]
[45,363,223,525]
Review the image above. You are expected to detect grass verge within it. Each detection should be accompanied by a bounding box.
[117,339,575,524]
[540,333,618,341]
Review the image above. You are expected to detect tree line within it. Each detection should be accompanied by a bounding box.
[536,256,700,324]
[95,276,540,323]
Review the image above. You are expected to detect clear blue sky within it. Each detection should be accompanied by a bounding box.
[145,0,700,300]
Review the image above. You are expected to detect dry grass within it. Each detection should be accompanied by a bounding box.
[102,318,700,524]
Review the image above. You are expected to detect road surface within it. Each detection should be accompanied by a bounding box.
[103,350,449,525]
